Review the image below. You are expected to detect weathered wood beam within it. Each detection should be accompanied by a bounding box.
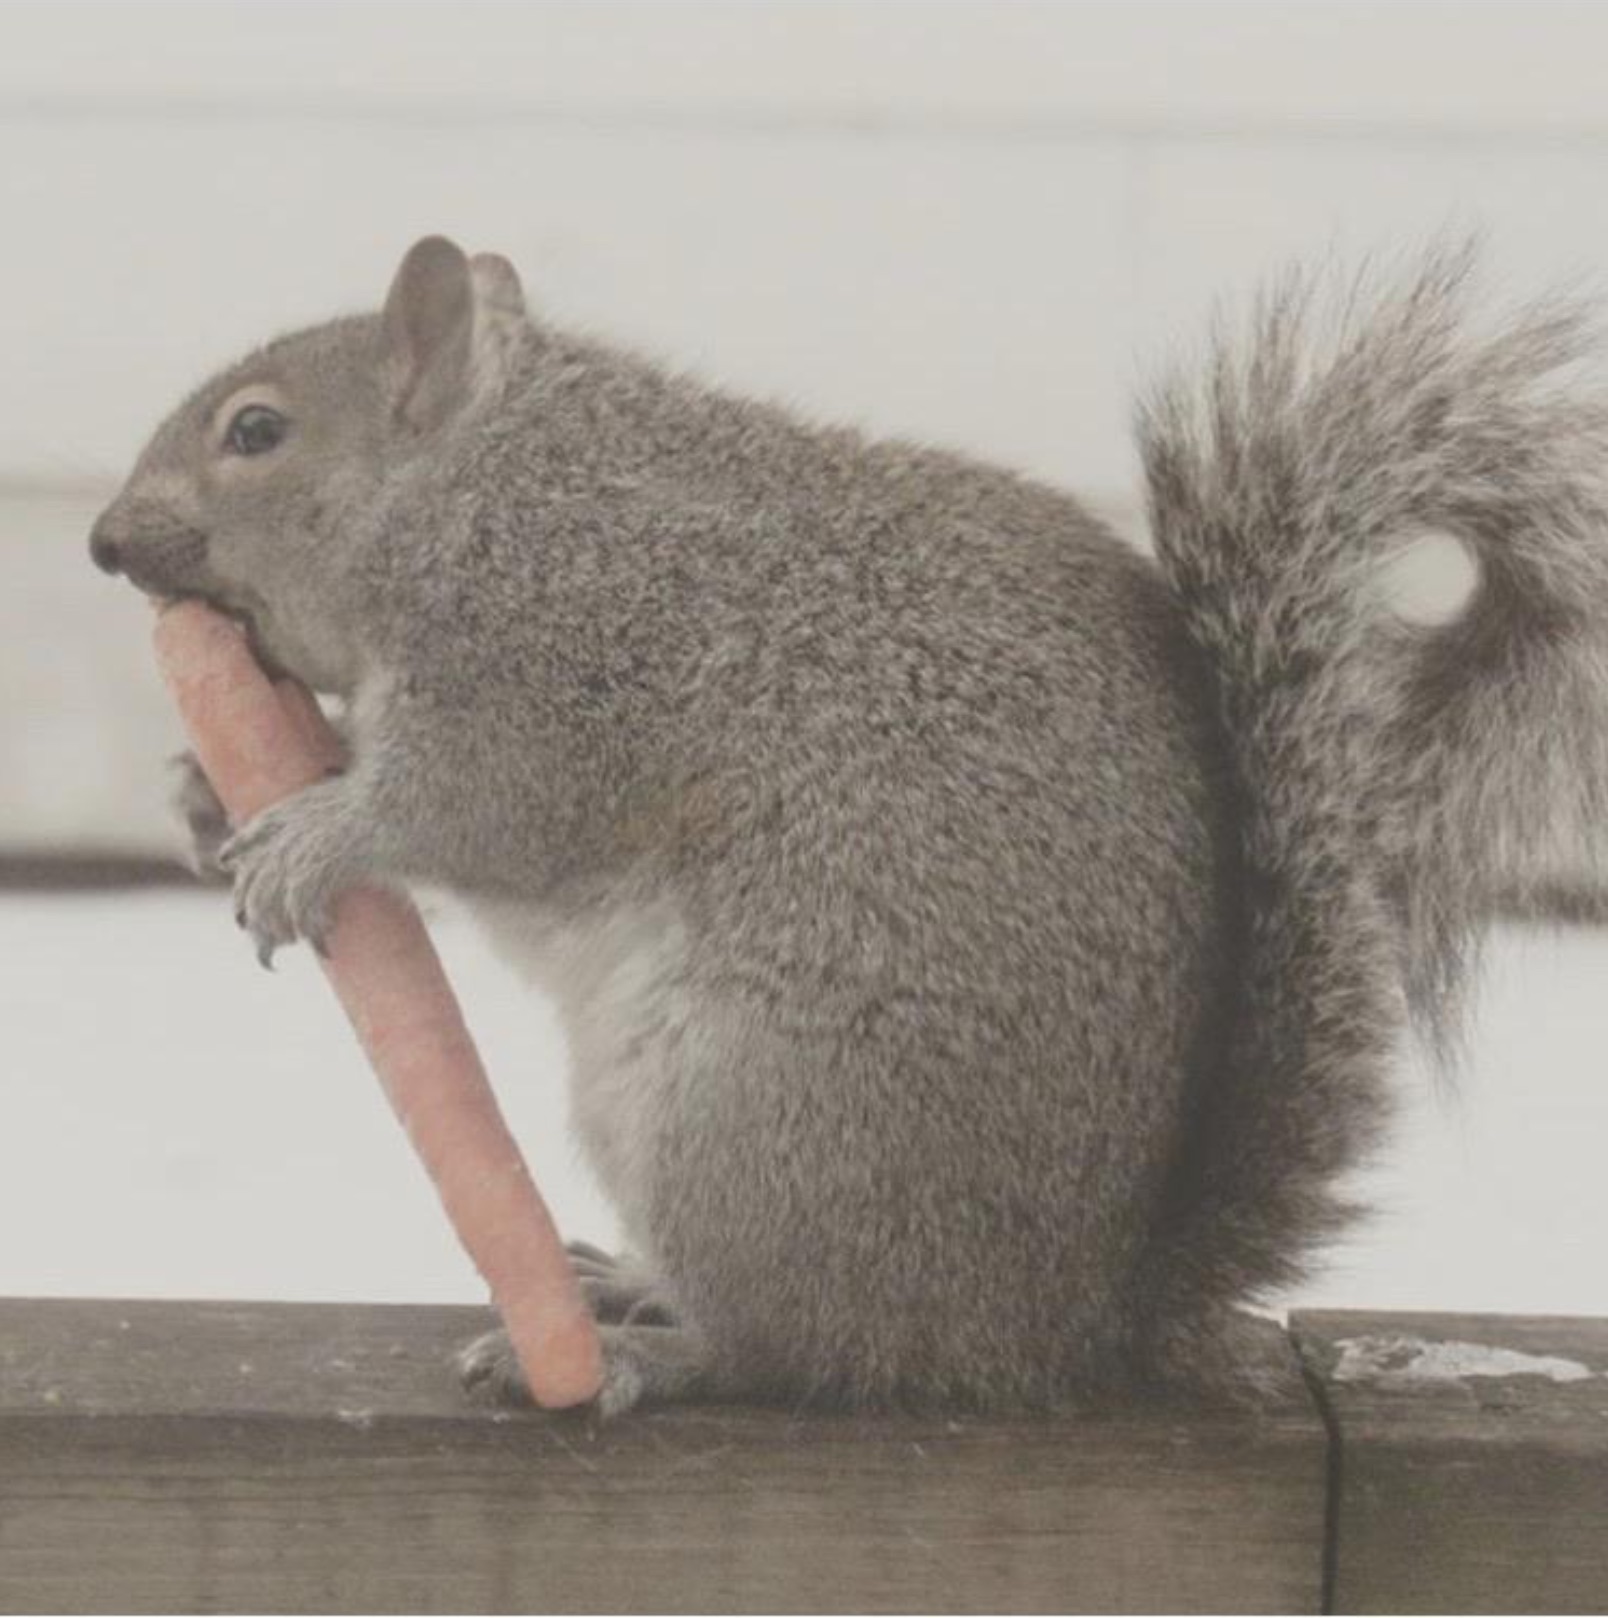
[1294,1309,1608,1615]
[0,1298,1326,1614]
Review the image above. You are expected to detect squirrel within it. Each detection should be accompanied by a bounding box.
[88,235,1608,1415]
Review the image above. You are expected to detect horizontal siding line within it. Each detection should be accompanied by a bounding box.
[7,93,1608,149]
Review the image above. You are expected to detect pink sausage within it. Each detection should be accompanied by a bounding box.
[153,600,604,1409]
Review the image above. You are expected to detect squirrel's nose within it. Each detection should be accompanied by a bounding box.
[89,511,125,575]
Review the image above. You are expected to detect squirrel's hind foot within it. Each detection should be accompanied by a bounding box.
[565,1241,680,1327]
[457,1322,711,1418]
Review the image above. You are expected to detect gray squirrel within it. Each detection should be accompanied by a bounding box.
[90,235,1608,1415]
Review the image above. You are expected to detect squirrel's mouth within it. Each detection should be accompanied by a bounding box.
[219,598,289,682]
[156,588,288,683]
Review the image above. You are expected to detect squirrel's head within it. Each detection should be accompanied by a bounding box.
[88,235,529,693]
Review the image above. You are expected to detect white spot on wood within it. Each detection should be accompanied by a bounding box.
[1331,1334,1597,1384]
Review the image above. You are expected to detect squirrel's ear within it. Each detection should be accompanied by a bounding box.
[467,251,530,388]
[382,236,475,432]
[470,252,525,318]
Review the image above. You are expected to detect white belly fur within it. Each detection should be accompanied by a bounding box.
[468,892,707,1242]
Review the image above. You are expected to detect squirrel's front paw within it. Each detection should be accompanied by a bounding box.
[167,751,232,880]
[219,780,363,967]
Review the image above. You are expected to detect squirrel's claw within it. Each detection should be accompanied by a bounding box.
[222,781,360,968]
[563,1245,680,1327]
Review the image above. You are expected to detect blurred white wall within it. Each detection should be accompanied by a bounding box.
[12,0,1608,850]
[3,1,1606,1319]
[15,0,1608,490]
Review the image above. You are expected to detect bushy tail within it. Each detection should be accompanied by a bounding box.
[1134,241,1608,1368]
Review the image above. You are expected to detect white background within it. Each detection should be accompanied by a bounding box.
[2,0,1605,1322]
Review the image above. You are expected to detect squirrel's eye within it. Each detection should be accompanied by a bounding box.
[225,405,289,457]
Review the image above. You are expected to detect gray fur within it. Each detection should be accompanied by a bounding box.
[90,236,1608,1412]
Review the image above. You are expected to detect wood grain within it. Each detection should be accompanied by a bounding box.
[0,1298,1326,1614]
[1294,1309,1608,1615]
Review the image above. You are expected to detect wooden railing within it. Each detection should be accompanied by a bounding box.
[0,1300,1602,1613]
